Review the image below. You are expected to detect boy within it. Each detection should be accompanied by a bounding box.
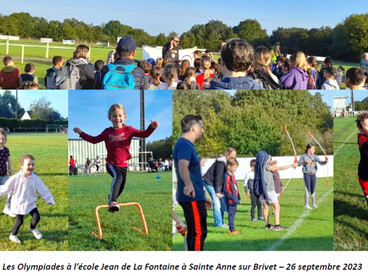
[223,157,241,235]
[45,56,64,89]
[317,56,333,88]
[356,113,368,206]
[244,159,263,222]
[322,67,339,90]
[0,56,20,89]
[19,63,38,87]
[209,39,262,90]
[346,68,367,90]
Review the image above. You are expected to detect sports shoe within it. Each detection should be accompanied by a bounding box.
[258,216,265,221]
[265,224,274,230]
[305,205,312,209]
[312,204,318,208]
[108,201,120,212]
[251,218,257,222]
[229,230,240,235]
[30,228,43,239]
[274,225,287,231]
[217,224,228,228]
[9,234,21,244]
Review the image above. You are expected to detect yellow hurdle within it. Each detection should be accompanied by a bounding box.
[92,202,148,239]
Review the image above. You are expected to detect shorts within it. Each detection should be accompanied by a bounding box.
[259,190,279,204]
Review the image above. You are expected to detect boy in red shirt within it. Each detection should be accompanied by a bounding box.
[0,56,20,89]
[356,113,368,206]
[73,103,159,211]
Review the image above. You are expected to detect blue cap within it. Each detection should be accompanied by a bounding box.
[147,58,156,66]
[117,36,136,53]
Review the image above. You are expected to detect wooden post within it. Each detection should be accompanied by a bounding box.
[6,40,9,55]
[21,45,24,64]
[46,42,49,59]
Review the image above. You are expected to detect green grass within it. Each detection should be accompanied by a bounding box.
[68,171,172,250]
[333,116,368,250]
[173,177,333,251]
[0,133,68,250]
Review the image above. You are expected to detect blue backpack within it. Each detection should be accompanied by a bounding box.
[102,64,136,90]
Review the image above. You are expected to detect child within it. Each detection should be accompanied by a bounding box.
[185,67,200,90]
[0,56,21,89]
[148,65,162,89]
[73,103,159,211]
[0,155,55,244]
[317,56,333,89]
[281,52,309,90]
[156,64,180,90]
[346,68,367,90]
[223,157,240,235]
[298,144,328,209]
[196,56,214,90]
[356,113,368,206]
[19,63,38,87]
[44,56,64,89]
[0,128,12,185]
[307,56,319,89]
[322,67,339,90]
[244,159,263,222]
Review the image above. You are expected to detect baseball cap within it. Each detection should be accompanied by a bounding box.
[117,36,136,53]
[325,66,337,76]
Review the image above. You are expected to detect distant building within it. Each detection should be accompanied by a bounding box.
[333,97,347,117]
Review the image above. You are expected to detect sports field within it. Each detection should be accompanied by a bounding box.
[0,133,68,250]
[173,177,333,251]
[333,116,368,250]
[68,171,172,251]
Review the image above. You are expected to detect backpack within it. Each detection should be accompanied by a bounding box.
[45,68,59,89]
[102,63,136,90]
[55,60,81,90]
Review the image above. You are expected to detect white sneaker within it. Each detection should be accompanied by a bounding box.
[30,228,43,239]
[9,234,21,244]
[305,205,312,209]
[312,204,318,208]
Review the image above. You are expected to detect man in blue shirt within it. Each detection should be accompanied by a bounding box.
[173,114,207,251]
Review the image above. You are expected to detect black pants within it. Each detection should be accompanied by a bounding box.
[179,200,207,251]
[106,165,127,202]
[250,190,262,219]
[12,208,40,235]
[226,204,237,231]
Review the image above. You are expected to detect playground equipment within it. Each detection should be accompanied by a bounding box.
[92,202,148,239]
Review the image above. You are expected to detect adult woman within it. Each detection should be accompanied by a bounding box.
[281,52,309,90]
[68,44,95,89]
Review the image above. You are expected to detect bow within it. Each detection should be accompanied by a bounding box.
[282,124,298,192]
[308,130,330,185]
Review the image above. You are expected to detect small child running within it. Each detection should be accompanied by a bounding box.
[0,155,55,244]
[356,113,368,205]
[73,103,159,211]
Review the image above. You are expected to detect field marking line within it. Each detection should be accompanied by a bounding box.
[267,187,333,251]
[334,128,358,155]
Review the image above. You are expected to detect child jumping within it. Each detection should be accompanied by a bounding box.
[223,157,240,235]
[298,144,328,209]
[73,103,159,212]
[356,113,368,206]
[0,155,55,244]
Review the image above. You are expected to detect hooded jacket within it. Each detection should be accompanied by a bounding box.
[67,58,95,89]
[281,68,309,90]
[253,151,270,200]
[0,65,20,89]
[248,70,282,90]
[209,76,263,90]
[203,156,227,194]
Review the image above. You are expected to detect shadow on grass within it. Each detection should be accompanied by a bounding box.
[37,172,68,177]
[334,190,362,200]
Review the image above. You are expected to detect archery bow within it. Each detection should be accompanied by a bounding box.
[282,124,298,192]
[308,130,330,185]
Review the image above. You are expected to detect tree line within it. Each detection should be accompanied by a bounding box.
[173,90,333,158]
[0,12,367,61]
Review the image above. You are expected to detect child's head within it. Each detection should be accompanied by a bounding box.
[150,65,162,86]
[289,52,308,71]
[185,67,196,79]
[323,67,337,80]
[108,104,127,129]
[180,60,190,75]
[250,159,256,170]
[0,128,7,147]
[194,58,201,72]
[199,156,206,167]
[162,58,174,68]
[357,113,368,135]
[176,81,190,90]
[193,50,202,59]
[24,63,35,74]
[155,58,163,68]
[73,44,90,61]
[346,68,366,89]
[307,56,318,69]
[225,147,237,159]
[221,38,254,73]
[20,154,35,176]
[324,56,333,67]
[227,157,239,174]
[94,60,104,72]
[282,60,290,73]
[254,46,272,71]
[3,56,14,66]
[139,60,152,74]
[162,64,179,85]
[52,56,64,68]
[305,144,315,154]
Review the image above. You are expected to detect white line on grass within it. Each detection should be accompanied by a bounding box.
[334,129,358,155]
[267,188,333,251]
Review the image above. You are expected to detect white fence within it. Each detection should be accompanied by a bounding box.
[172,155,333,182]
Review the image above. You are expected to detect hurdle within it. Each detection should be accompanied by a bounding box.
[92,202,148,239]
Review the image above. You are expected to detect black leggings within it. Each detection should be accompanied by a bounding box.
[12,208,40,235]
[106,165,127,202]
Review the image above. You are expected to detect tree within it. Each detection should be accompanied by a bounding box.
[29,97,54,120]
[233,19,268,46]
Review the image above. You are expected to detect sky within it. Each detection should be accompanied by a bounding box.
[68,90,172,142]
[332,90,368,108]
[4,90,68,118]
[1,0,367,36]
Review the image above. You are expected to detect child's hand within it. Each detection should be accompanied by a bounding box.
[216,193,224,198]
[150,120,159,129]
[8,169,12,176]
[73,127,82,134]
[247,192,251,197]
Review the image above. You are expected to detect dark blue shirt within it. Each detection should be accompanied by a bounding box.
[173,137,205,202]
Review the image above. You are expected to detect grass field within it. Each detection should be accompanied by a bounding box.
[173,177,333,251]
[0,133,68,250]
[68,171,172,251]
[333,116,368,250]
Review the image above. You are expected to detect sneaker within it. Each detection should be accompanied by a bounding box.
[228,230,240,235]
[312,204,318,208]
[30,228,43,239]
[9,234,21,244]
[217,224,228,228]
[258,216,265,221]
[251,218,257,222]
[265,224,274,230]
[274,225,287,231]
[108,201,120,212]
[305,205,312,209]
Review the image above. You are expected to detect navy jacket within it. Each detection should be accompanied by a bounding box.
[209,76,263,90]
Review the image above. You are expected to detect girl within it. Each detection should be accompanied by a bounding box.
[0,155,55,244]
[148,65,162,89]
[73,103,159,212]
[184,67,200,90]
[156,64,180,90]
[0,128,13,216]
[298,144,328,209]
[196,57,213,90]
[307,56,319,89]
[356,113,368,206]
[281,52,309,90]
[178,59,190,81]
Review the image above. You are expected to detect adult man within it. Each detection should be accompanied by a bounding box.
[162,36,180,61]
[173,114,207,251]
[94,36,148,89]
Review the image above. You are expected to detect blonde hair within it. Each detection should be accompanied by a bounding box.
[254,46,272,73]
[20,154,35,165]
[0,128,7,141]
[201,57,212,79]
[108,104,126,120]
[290,52,309,72]
[73,45,90,60]
[227,157,239,167]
